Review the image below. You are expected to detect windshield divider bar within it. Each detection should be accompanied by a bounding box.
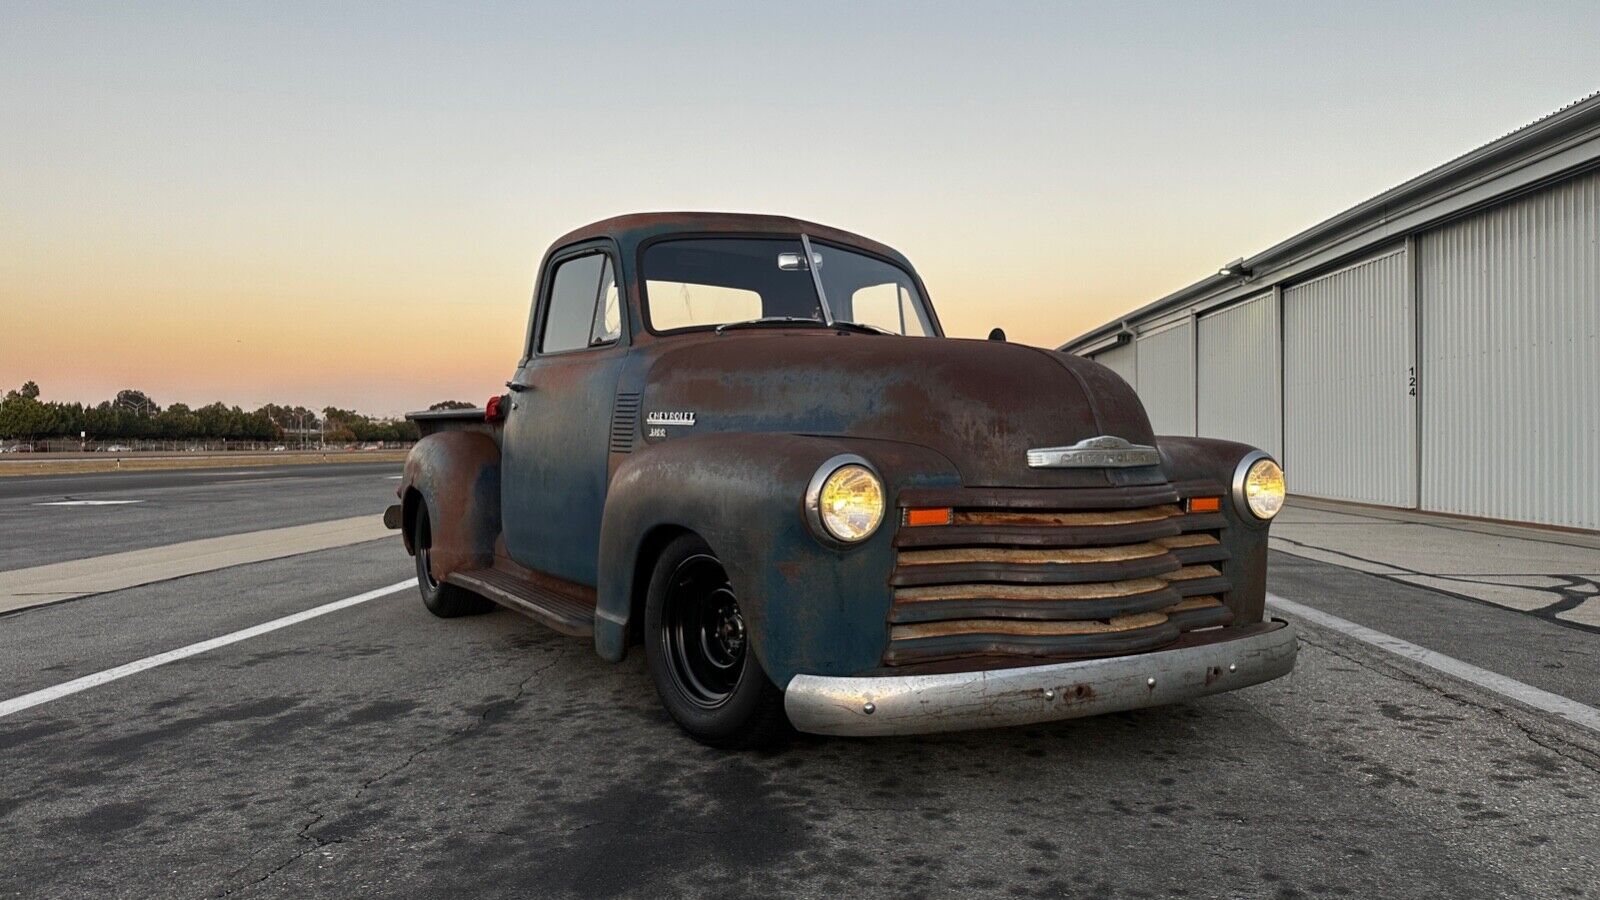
[800,234,834,326]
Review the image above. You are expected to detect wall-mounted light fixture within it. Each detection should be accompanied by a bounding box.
[1218,258,1253,280]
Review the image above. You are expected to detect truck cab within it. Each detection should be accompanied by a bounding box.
[389,212,1297,747]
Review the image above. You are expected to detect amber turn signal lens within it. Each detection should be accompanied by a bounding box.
[905,507,953,527]
[1186,496,1222,513]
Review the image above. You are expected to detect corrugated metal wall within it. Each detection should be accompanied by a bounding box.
[1282,250,1417,506]
[1135,321,1195,435]
[1197,292,1281,459]
[1418,169,1600,530]
[1091,341,1137,389]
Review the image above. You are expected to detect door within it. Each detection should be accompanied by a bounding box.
[1135,320,1195,436]
[1197,292,1280,460]
[1282,249,1415,507]
[1418,170,1600,530]
[501,245,628,585]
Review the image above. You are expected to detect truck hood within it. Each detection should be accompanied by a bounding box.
[640,332,1160,488]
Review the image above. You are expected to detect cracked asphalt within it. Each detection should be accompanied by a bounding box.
[2,469,1599,898]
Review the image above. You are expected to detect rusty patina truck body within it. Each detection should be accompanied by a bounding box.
[387,212,1297,746]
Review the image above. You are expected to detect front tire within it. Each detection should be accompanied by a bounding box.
[644,534,788,748]
[413,506,493,617]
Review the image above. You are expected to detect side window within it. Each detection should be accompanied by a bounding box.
[540,253,620,354]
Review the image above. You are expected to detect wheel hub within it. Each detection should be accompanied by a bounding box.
[711,592,745,658]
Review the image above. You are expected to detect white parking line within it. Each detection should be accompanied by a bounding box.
[1267,593,1600,734]
[33,500,145,506]
[0,580,411,719]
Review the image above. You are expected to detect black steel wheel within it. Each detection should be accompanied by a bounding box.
[644,534,788,748]
[412,505,493,618]
[660,553,747,708]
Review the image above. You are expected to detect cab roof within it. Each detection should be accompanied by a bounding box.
[548,211,913,269]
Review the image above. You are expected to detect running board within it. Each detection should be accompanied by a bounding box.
[447,564,595,638]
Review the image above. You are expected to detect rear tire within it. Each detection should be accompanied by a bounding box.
[644,534,789,749]
[413,506,494,617]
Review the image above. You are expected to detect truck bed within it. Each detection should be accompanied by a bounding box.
[405,408,497,439]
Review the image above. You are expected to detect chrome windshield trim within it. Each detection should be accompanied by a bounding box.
[1027,435,1161,468]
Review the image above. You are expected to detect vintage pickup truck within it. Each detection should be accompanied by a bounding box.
[386,212,1297,747]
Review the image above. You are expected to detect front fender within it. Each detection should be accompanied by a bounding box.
[1156,435,1274,624]
[399,430,501,581]
[595,434,960,685]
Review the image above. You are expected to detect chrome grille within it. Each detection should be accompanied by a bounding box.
[884,485,1232,666]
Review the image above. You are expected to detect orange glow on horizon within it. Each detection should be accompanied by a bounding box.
[8,3,1593,415]
[3,211,1209,416]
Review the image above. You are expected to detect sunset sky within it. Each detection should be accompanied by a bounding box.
[4,1,1598,416]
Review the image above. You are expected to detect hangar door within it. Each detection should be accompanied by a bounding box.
[1418,170,1600,530]
[1197,292,1281,460]
[1283,250,1416,506]
[1135,320,1195,436]
[1090,341,1137,388]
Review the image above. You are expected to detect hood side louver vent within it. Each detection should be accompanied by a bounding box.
[610,393,641,453]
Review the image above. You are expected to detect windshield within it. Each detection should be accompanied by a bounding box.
[642,236,934,336]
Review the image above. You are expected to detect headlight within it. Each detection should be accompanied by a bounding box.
[806,456,885,543]
[1233,454,1285,520]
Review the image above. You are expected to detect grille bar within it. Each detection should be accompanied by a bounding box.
[883,613,1182,666]
[1163,595,1234,631]
[893,518,1183,549]
[898,543,1169,566]
[1164,564,1231,597]
[1154,533,1230,566]
[950,506,1181,526]
[888,584,1183,625]
[899,483,1180,511]
[891,555,1181,588]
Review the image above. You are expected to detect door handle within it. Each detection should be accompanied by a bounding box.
[505,381,530,393]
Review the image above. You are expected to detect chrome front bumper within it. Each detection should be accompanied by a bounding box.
[783,621,1299,736]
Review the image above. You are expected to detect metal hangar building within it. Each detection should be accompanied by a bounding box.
[1061,92,1600,533]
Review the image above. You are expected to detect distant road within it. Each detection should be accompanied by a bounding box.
[0,450,406,478]
[0,462,401,569]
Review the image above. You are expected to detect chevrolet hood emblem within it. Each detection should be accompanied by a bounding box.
[1027,435,1160,469]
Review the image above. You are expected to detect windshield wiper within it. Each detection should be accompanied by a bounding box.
[830,321,895,336]
[714,316,828,334]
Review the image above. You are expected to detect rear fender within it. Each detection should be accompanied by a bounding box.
[595,434,959,685]
[399,431,501,581]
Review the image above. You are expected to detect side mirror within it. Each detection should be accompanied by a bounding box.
[988,327,1006,342]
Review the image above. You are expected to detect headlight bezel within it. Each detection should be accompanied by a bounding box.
[804,454,885,545]
[1231,451,1285,521]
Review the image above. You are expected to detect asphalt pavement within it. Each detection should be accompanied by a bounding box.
[2,468,1598,899]
[0,463,400,570]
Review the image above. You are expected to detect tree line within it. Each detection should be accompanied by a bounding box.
[0,382,475,444]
